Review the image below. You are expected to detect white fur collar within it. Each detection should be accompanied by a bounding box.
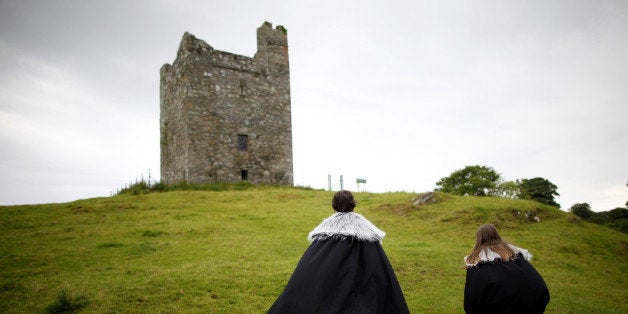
[308,212,386,243]
[464,244,532,267]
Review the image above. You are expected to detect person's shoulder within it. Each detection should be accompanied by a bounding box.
[308,212,385,243]
[506,244,533,261]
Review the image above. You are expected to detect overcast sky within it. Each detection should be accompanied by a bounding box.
[0,0,626,211]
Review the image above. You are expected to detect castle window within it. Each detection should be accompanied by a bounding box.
[241,170,248,181]
[239,79,247,96]
[237,134,248,151]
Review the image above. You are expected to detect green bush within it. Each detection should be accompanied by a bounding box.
[116,181,150,195]
[116,180,259,196]
[45,290,89,313]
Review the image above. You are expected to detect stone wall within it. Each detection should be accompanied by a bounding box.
[160,22,293,186]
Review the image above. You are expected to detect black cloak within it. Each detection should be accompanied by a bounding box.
[463,247,550,314]
[268,212,410,314]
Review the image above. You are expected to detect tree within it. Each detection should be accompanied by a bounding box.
[491,180,521,199]
[608,207,628,233]
[608,207,628,221]
[570,203,593,219]
[519,177,560,207]
[435,165,501,196]
[570,205,628,233]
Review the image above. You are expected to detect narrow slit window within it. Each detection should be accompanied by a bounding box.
[241,170,248,181]
[237,134,248,152]
[239,78,247,96]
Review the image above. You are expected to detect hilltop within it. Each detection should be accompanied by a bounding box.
[0,187,626,313]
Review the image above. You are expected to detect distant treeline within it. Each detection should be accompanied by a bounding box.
[570,203,627,233]
[435,165,627,234]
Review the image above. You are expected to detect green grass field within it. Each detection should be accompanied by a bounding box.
[1,187,626,313]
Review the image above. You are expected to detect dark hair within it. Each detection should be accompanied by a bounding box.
[465,224,515,265]
[332,190,356,212]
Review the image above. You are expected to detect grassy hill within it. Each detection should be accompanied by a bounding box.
[1,186,626,313]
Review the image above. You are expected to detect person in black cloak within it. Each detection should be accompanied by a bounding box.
[268,190,410,314]
[463,224,550,313]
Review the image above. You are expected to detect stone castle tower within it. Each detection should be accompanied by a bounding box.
[160,22,293,185]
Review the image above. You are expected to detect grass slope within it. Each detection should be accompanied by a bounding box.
[0,187,626,313]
